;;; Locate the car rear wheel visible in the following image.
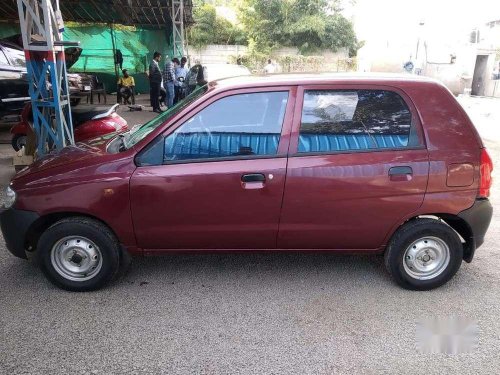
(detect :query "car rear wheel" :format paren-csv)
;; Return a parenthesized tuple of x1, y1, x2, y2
(384, 218, 463, 290)
(11, 134, 27, 152)
(38, 217, 120, 291)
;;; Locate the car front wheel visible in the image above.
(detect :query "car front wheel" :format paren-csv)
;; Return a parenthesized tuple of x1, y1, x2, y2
(38, 217, 120, 291)
(384, 218, 463, 290)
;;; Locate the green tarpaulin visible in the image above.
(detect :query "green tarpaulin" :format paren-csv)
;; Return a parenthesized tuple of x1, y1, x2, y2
(0, 23, 180, 94)
(63, 24, 175, 74)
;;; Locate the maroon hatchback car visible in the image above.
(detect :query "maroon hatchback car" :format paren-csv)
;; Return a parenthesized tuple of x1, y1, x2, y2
(0, 74, 493, 291)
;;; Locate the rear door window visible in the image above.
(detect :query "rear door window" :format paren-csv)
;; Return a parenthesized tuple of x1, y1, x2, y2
(298, 89, 418, 153)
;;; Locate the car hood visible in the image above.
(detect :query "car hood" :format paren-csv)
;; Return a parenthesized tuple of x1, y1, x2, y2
(14, 144, 102, 179)
(13, 134, 117, 181)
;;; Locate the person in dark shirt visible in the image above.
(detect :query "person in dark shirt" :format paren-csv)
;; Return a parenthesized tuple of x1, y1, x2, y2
(149, 51, 163, 113)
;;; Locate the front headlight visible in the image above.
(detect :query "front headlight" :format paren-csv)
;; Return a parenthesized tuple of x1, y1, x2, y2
(4, 186, 16, 209)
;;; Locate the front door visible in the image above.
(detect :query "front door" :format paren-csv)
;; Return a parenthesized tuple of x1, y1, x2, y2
(278, 86, 429, 250)
(130, 88, 294, 250)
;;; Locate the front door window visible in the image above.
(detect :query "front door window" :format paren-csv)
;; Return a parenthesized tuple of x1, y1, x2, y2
(164, 91, 289, 162)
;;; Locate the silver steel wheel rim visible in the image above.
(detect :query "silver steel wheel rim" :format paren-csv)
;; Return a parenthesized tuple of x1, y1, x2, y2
(403, 236, 450, 280)
(50, 236, 103, 282)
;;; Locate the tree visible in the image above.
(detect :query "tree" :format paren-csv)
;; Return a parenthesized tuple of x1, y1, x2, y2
(240, 0, 359, 55)
(188, 1, 247, 48)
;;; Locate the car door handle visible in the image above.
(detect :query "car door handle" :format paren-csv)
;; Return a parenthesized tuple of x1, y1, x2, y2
(389, 166, 413, 181)
(241, 173, 266, 183)
(241, 173, 266, 189)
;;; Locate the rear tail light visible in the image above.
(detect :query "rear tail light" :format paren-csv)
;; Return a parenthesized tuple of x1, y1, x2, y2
(479, 148, 493, 198)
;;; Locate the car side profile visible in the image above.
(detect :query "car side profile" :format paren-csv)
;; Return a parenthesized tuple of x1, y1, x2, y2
(0, 74, 493, 291)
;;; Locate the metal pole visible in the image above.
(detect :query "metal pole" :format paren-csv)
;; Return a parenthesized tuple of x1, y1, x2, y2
(171, 0, 185, 58)
(16, 0, 76, 157)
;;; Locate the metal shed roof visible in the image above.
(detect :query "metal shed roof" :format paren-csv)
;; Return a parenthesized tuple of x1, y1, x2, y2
(0, 0, 194, 28)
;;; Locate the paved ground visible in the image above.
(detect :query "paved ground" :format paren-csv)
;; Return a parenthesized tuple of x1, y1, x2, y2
(0, 97, 499, 374)
(114, 95, 157, 128)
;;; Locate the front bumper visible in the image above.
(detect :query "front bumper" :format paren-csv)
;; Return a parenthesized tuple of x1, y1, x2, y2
(458, 198, 493, 262)
(0, 208, 39, 259)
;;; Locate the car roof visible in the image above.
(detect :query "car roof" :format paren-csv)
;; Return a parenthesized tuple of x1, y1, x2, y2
(210, 72, 441, 90)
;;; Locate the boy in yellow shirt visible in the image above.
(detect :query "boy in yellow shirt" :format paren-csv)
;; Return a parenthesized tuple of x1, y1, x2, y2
(117, 69, 135, 104)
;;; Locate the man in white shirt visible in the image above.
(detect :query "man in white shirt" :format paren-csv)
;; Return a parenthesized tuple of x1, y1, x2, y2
(264, 59, 275, 74)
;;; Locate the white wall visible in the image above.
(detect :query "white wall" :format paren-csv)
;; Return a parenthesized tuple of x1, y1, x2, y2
(357, 37, 499, 96)
(188, 45, 349, 65)
(188, 45, 248, 64)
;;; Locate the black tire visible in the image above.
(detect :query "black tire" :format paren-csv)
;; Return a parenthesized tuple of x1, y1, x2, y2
(384, 218, 463, 290)
(11, 134, 27, 152)
(38, 217, 120, 292)
(70, 97, 82, 106)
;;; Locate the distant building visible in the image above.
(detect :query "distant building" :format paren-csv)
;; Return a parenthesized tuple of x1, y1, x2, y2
(358, 19, 500, 97)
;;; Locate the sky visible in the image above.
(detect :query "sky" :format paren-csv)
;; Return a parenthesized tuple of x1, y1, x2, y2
(216, 0, 500, 47)
(214, 0, 500, 61)
(347, 0, 500, 45)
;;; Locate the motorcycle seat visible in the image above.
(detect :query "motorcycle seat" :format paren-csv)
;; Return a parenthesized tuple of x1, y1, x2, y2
(71, 106, 114, 127)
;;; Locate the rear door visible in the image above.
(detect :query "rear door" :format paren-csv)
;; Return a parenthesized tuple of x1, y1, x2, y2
(278, 85, 429, 250)
(130, 87, 295, 250)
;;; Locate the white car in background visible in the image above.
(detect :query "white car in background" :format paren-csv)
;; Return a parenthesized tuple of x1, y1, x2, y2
(203, 63, 251, 81)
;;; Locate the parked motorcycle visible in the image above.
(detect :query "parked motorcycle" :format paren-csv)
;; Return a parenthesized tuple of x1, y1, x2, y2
(11, 103, 128, 151)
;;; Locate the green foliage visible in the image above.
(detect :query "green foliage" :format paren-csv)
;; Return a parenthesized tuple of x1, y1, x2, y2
(276, 55, 325, 72)
(229, 53, 357, 73)
(240, 0, 359, 55)
(188, 1, 247, 48)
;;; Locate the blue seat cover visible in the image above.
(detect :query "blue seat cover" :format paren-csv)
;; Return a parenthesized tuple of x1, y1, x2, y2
(165, 132, 280, 160)
(298, 134, 408, 152)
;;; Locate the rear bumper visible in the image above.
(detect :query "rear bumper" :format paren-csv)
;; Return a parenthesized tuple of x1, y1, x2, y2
(0, 208, 39, 259)
(458, 198, 493, 262)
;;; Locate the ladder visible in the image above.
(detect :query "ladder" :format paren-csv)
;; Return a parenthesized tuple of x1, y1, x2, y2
(16, 0, 77, 156)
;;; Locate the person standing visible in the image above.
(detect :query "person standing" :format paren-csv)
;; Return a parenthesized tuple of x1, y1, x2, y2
(149, 51, 163, 113)
(163, 57, 175, 108)
(174, 57, 188, 104)
(186, 60, 207, 95)
(264, 59, 275, 74)
(493, 61, 500, 80)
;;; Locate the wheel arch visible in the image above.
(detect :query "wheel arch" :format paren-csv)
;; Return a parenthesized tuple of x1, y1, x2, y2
(387, 214, 474, 262)
(24, 211, 119, 253)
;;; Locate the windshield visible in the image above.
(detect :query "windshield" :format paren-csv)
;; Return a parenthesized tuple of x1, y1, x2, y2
(3, 46, 26, 67)
(124, 85, 208, 149)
